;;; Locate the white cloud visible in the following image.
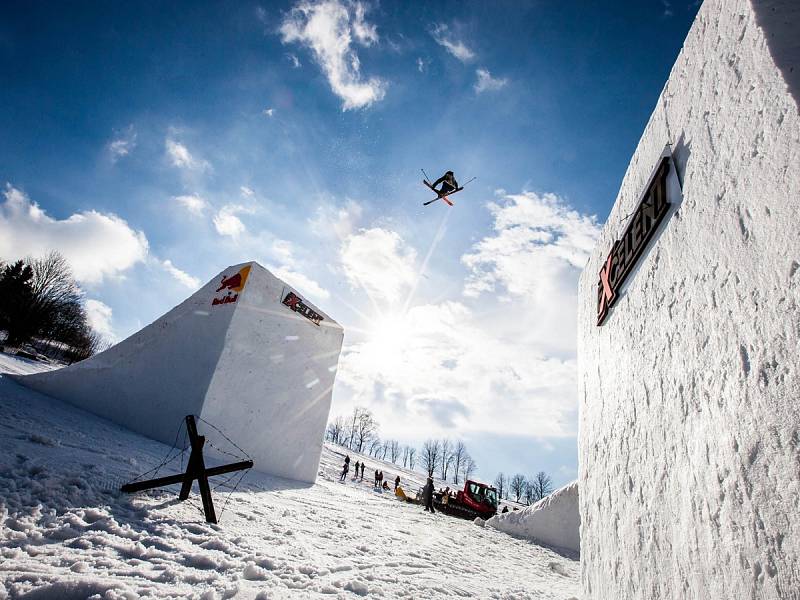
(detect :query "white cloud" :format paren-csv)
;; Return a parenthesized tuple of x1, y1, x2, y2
(286, 53, 302, 68)
(280, 0, 386, 110)
(173, 194, 208, 216)
(213, 204, 253, 238)
(310, 199, 363, 240)
(0, 184, 149, 285)
(263, 108, 275, 117)
(160, 259, 201, 289)
(474, 68, 508, 93)
(462, 191, 600, 300)
(334, 191, 601, 440)
(416, 57, 426, 73)
(339, 227, 417, 305)
(337, 299, 580, 439)
(270, 265, 330, 301)
(165, 138, 210, 171)
(271, 239, 295, 265)
(431, 24, 475, 62)
(85, 299, 117, 342)
(240, 186, 255, 198)
(108, 125, 137, 163)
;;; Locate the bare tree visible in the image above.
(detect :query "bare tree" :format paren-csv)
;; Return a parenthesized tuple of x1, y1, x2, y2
(510, 473, 527, 502)
(464, 456, 477, 481)
(524, 479, 536, 506)
(494, 473, 508, 501)
(408, 447, 416, 470)
(326, 416, 346, 445)
(451, 440, 468, 484)
(350, 407, 378, 453)
(420, 439, 442, 477)
(368, 436, 382, 457)
(380, 440, 390, 460)
(345, 410, 359, 449)
(389, 440, 401, 463)
(528, 471, 554, 503)
(401, 445, 410, 468)
(439, 438, 454, 480)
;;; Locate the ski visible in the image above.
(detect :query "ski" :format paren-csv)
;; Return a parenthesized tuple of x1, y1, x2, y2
(422, 180, 463, 206)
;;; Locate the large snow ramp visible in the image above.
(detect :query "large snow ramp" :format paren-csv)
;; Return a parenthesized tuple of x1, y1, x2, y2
(13, 262, 344, 484)
(577, 0, 800, 598)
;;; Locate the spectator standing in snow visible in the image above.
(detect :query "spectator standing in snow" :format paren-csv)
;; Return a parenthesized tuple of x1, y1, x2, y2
(345, 455, 350, 467)
(339, 460, 349, 482)
(378, 471, 384, 488)
(354, 460, 360, 478)
(394, 475, 400, 491)
(360, 463, 365, 480)
(374, 469, 380, 488)
(422, 477, 436, 513)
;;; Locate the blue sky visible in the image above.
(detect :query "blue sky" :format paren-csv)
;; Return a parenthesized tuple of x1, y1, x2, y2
(0, 0, 699, 487)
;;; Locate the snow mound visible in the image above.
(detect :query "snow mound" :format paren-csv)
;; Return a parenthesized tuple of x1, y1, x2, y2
(487, 481, 579, 554)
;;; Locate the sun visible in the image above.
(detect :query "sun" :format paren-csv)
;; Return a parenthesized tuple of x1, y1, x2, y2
(365, 313, 413, 364)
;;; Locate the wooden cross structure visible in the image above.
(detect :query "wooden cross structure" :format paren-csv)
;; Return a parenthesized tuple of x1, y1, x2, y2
(121, 415, 253, 524)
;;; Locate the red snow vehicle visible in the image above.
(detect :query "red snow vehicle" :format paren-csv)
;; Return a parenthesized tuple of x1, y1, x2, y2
(434, 480, 499, 520)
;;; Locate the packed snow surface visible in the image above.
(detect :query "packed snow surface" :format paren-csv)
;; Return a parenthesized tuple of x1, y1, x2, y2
(487, 482, 579, 554)
(577, 0, 800, 597)
(0, 355, 578, 599)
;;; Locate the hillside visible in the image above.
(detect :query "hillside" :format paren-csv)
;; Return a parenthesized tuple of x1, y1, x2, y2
(0, 354, 579, 599)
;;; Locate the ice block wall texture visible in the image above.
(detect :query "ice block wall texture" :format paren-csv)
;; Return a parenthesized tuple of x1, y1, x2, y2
(487, 481, 580, 554)
(15, 262, 344, 484)
(577, 1, 800, 598)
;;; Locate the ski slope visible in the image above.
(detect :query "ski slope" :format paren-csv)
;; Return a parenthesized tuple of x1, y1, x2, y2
(0, 354, 579, 599)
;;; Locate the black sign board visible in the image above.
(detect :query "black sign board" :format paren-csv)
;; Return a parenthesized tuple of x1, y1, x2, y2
(282, 290, 324, 326)
(597, 156, 671, 325)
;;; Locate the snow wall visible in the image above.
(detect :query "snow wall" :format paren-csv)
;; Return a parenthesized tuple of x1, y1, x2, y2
(487, 481, 580, 554)
(14, 262, 344, 484)
(577, 1, 800, 598)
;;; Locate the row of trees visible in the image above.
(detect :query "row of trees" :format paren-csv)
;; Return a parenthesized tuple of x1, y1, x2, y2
(0, 252, 105, 362)
(493, 471, 554, 505)
(325, 407, 478, 485)
(327, 408, 558, 503)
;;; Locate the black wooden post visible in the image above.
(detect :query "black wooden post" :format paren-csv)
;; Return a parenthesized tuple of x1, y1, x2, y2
(121, 414, 253, 524)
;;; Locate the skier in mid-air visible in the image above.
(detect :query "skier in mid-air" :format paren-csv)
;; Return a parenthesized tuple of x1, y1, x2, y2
(429, 170, 459, 197)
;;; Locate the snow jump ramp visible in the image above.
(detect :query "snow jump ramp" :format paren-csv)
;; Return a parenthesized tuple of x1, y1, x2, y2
(13, 261, 344, 484)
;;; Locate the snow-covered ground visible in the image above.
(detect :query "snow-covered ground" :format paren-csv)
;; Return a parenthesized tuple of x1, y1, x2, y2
(0, 354, 579, 599)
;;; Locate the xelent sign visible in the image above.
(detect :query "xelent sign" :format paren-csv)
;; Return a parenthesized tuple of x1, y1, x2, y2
(282, 290, 324, 326)
(597, 156, 672, 325)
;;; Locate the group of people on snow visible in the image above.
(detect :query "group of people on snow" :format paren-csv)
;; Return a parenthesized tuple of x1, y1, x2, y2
(339, 454, 472, 517)
(338, 456, 403, 493)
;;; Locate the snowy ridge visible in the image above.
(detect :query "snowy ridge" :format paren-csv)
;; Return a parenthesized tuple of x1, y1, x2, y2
(0, 355, 579, 599)
(487, 481, 579, 555)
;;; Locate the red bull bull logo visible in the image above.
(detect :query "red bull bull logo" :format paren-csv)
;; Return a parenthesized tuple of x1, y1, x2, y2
(212, 265, 251, 307)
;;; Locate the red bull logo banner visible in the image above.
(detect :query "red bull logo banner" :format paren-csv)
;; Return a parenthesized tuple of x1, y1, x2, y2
(281, 290, 324, 326)
(212, 265, 251, 307)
